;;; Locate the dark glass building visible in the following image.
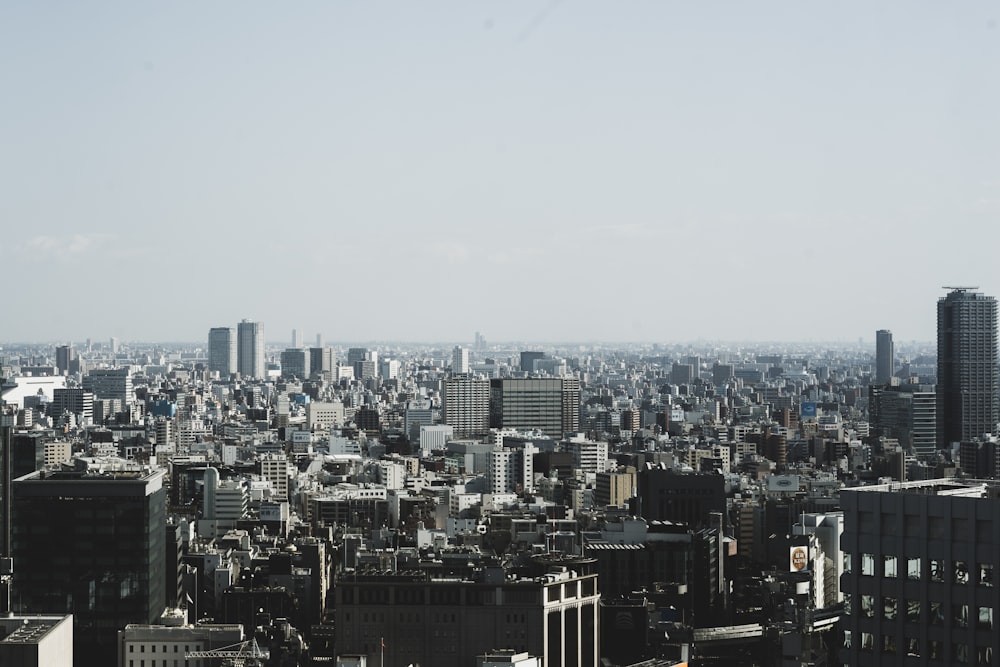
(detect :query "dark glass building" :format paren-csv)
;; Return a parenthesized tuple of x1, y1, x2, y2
(11, 467, 166, 666)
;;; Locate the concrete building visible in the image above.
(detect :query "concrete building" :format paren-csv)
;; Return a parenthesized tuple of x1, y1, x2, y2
(870, 383, 937, 458)
(840, 478, 1000, 666)
(937, 288, 998, 445)
(489, 379, 581, 437)
(444, 377, 491, 438)
(334, 566, 599, 667)
(0, 614, 73, 667)
(49, 388, 94, 425)
(260, 452, 289, 501)
(236, 319, 265, 379)
(280, 348, 310, 380)
(83, 368, 133, 405)
(453, 346, 470, 374)
(207, 327, 236, 377)
(117, 616, 243, 667)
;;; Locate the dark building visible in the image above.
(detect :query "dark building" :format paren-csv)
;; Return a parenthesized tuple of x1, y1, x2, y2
(870, 383, 937, 458)
(519, 351, 545, 373)
(489, 378, 581, 437)
(11, 467, 166, 666)
(876, 329, 895, 385)
(334, 567, 599, 667)
(840, 478, 1000, 666)
(637, 468, 726, 529)
(937, 288, 998, 446)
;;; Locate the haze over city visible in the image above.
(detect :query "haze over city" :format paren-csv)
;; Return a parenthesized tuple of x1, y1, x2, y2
(4, 2, 999, 342)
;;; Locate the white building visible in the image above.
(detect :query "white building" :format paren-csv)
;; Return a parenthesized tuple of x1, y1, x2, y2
(452, 346, 470, 374)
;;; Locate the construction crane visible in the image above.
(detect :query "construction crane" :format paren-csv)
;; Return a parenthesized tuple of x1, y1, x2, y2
(185, 638, 269, 667)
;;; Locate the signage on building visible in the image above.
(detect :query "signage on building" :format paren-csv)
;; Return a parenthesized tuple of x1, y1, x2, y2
(800, 402, 817, 418)
(790, 546, 809, 572)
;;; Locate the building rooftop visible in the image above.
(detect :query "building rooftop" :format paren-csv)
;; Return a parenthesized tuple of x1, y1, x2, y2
(844, 477, 999, 498)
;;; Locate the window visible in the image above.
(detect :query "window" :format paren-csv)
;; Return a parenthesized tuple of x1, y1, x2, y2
(883, 597, 897, 621)
(906, 599, 920, 623)
(930, 559, 945, 582)
(843, 593, 852, 615)
(954, 642, 970, 664)
(954, 604, 969, 627)
(861, 632, 874, 652)
(978, 606, 993, 630)
(928, 640, 942, 660)
(883, 555, 897, 578)
(955, 560, 969, 584)
(843, 552, 852, 573)
(883, 634, 896, 654)
(843, 630, 852, 649)
(861, 553, 875, 576)
(930, 601, 944, 625)
(907, 557, 921, 580)
(861, 595, 874, 618)
(977, 646, 993, 665)
(979, 563, 993, 587)
(907, 638, 920, 657)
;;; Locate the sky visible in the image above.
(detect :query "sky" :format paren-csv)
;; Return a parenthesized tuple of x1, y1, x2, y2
(2, 1, 1000, 345)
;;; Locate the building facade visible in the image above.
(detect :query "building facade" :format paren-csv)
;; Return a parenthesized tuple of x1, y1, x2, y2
(489, 379, 581, 437)
(876, 329, 895, 385)
(237, 320, 265, 379)
(444, 377, 491, 438)
(840, 479, 1000, 666)
(937, 289, 998, 445)
(207, 327, 236, 377)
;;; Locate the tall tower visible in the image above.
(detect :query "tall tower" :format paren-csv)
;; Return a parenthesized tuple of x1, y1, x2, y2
(452, 345, 469, 374)
(875, 329, 894, 385)
(237, 319, 265, 379)
(208, 327, 237, 376)
(937, 288, 998, 446)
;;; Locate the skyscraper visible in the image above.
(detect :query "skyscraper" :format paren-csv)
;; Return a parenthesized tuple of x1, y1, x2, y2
(875, 329, 894, 385)
(452, 345, 469, 374)
(489, 378, 581, 436)
(11, 466, 166, 665)
(208, 327, 237, 377)
(937, 288, 998, 446)
(237, 319, 265, 379)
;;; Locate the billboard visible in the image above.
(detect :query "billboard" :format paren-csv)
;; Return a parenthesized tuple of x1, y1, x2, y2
(800, 401, 817, 418)
(790, 545, 809, 572)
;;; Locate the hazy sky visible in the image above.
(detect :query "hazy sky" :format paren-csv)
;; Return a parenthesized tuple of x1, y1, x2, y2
(3, 2, 999, 344)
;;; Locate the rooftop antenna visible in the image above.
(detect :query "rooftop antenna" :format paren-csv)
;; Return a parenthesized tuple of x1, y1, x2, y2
(943, 286, 979, 291)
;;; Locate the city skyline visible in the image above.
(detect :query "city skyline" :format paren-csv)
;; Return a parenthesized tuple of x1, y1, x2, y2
(3, 2, 1000, 343)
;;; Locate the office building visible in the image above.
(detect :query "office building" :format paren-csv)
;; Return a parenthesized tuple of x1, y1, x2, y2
(83, 368, 133, 405)
(869, 383, 937, 458)
(55, 345, 77, 376)
(291, 328, 303, 349)
(117, 620, 243, 667)
(875, 329, 895, 385)
(840, 478, 1000, 666)
(11, 466, 167, 666)
(452, 346, 470, 374)
(519, 351, 545, 373)
(208, 327, 237, 377)
(50, 388, 94, 425)
(937, 288, 998, 445)
(310, 347, 335, 378)
(489, 378, 581, 437)
(237, 319, 265, 379)
(280, 348, 310, 380)
(334, 567, 599, 667)
(444, 377, 491, 438)
(0, 427, 10, 558)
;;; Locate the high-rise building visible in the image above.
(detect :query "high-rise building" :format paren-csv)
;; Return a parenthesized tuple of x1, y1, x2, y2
(310, 347, 334, 378)
(291, 328, 303, 349)
(208, 327, 237, 376)
(519, 351, 545, 373)
(55, 345, 76, 375)
(443, 377, 491, 438)
(280, 348, 311, 379)
(237, 319, 265, 379)
(489, 378, 581, 436)
(11, 466, 167, 665)
(875, 329, 895, 385)
(82, 368, 133, 405)
(840, 478, 1000, 666)
(937, 288, 998, 446)
(870, 383, 937, 458)
(452, 346, 470, 374)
